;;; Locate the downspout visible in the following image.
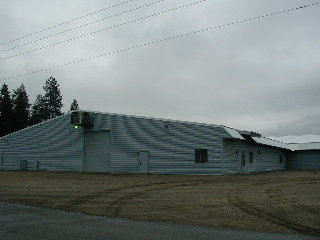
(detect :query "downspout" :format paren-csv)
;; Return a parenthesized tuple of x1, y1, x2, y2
(221, 139, 224, 175)
(83, 128, 86, 172)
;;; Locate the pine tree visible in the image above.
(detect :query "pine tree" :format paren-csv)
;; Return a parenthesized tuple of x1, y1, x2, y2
(43, 76, 63, 120)
(12, 84, 30, 131)
(0, 84, 14, 137)
(70, 99, 79, 111)
(29, 94, 46, 125)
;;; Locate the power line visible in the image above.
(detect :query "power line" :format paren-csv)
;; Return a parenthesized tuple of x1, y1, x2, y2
(1, 0, 207, 61)
(1, 0, 166, 53)
(0, 0, 135, 46)
(1, 2, 318, 82)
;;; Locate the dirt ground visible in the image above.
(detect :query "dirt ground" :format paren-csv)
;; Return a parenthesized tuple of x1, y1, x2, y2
(0, 170, 319, 236)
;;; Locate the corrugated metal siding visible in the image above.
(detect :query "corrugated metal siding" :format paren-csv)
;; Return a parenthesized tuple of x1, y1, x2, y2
(88, 112, 230, 174)
(288, 151, 320, 170)
(0, 114, 84, 171)
(223, 139, 288, 174)
(2, 111, 305, 175)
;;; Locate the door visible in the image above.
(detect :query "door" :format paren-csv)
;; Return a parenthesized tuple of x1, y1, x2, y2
(241, 151, 246, 173)
(236, 151, 241, 173)
(85, 131, 110, 172)
(139, 151, 149, 173)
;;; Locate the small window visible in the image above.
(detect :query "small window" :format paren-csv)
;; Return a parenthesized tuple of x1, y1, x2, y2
(279, 155, 283, 164)
(249, 152, 254, 164)
(195, 149, 208, 164)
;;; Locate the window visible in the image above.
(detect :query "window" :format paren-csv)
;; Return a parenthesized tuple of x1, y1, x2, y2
(279, 155, 283, 164)
(195, 149, 208, 164)
(249, 152, 254, 164)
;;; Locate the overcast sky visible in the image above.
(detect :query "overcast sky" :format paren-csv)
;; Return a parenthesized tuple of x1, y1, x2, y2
(0, 0, 319, 136)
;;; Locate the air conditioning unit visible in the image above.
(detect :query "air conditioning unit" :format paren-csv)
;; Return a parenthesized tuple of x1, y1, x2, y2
(16, 160, 27, 170)
(71, 111, 92, 126)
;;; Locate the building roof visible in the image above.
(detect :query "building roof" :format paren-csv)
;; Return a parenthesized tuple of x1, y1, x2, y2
(250, 137, 320, 151)
(0, 114, 68, 141)
(223, 127, 246, 140)
(268, 135, 320, 144)
(251, 136, 292, 150)
(288, 142, 320, 151)
(1, 110, 320, 152)
(0, 111, 240, 141)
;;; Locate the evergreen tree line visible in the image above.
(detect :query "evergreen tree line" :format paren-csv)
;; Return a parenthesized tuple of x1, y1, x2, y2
(0, 76, 79, 137)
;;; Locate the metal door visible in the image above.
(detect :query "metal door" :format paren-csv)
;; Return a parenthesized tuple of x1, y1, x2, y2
(241, 151, 246, 173)
(237, 151, 242, 173)
(85, 131, 110, 172)
(139, 151, 149, 173)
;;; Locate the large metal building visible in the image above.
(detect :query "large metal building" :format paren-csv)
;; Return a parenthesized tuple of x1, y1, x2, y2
(0, 111, 319, 174)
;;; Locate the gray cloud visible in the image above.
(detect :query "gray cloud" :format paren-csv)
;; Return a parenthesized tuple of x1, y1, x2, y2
(1, 0, 319, 136)
(260, 109, 320, 136)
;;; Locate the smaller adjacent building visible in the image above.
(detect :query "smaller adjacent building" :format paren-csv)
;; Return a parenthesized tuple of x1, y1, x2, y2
(288, 142, 320, 170)
(0, 111, 319, 174)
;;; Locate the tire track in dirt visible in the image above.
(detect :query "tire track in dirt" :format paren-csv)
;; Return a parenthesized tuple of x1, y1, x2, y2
(59, 181, 192, 209)
(59, 182, 172, 207)
(265, 182, 320, 215)
(105, 180, 215, 217)
(227, 184, 320, 236)
(60, 178, 318, 214)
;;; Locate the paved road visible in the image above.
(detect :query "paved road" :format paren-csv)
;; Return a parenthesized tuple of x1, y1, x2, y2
(0, 202, 319, 240)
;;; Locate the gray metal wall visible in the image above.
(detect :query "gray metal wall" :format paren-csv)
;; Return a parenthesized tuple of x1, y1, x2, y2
(223, 139, 288, 174)
(288, 150, 320, 170)
(0, 115, 84, 171)
(88, 112, 231, 174)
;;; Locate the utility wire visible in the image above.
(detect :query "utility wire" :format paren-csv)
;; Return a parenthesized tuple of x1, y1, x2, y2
(0, 0, 135, 46)
(1, 0, 166, 53)
(1, 2, 318, 81)
(1, 0, 207, 61)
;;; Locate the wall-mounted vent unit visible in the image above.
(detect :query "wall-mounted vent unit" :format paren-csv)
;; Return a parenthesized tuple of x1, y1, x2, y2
(16, 160, 27, 170)
(71, 111, 92, 126)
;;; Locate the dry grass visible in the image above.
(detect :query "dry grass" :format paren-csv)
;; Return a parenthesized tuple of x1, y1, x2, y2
(0, 170, 319, 236)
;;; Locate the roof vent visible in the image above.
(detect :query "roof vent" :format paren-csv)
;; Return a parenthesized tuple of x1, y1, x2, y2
(238, 130, 261, 137)
(71, 111, 92, 126)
